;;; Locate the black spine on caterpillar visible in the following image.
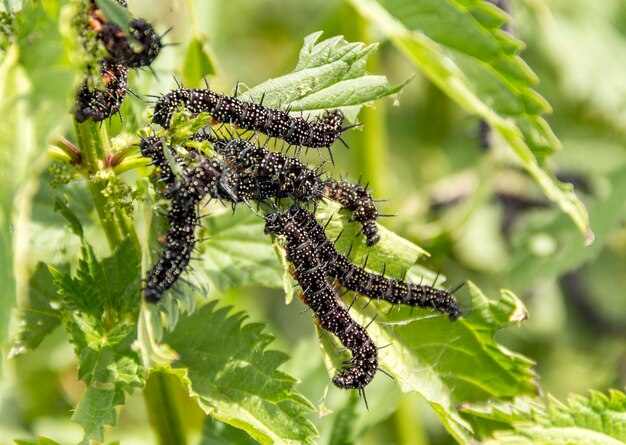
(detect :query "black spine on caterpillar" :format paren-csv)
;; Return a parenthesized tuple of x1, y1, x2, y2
(152, 88, 345, 148)
(144, 155, 229, 302)
(75, 58, 128, 123)
(264, 211, 378, 389)
(323, 181, 380, 246)
(288, 206, 462, 320)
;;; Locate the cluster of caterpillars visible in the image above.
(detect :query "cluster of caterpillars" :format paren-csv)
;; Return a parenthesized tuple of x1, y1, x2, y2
(140, 85, 463, 391)
(75, 0, 164, 122)
(264, 207, 461, 390)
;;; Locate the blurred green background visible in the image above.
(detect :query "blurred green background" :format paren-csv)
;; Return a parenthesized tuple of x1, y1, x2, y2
(2, 0, 626, 444)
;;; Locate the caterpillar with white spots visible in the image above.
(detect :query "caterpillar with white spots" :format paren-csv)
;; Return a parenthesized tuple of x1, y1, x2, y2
(287, 206, 462, 320)
(152, 87, 345, 148)
(264, 210, 378, 390)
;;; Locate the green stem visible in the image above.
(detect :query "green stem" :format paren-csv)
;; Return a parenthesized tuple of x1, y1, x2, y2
(144, 371, 188, 445)
(74, 119, 138, 250)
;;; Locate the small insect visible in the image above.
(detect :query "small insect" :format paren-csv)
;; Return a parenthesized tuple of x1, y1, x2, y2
(74, 59, 128, 123)
(288, 206, 462, 320)
(264, 211, 378, 390)
(152, 87, 346, 148)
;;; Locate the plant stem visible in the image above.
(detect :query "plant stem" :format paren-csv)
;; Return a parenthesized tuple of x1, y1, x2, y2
(144, 371, 188, 445)
(74, 119, 137, 250)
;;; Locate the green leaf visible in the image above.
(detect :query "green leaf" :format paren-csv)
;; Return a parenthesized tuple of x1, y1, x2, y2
(43, 238, 143, 442)
(68, 318, 144, 444)
(199, 417, 258, 445)
(506, 164, 626, 291)
(196, 205, 283, 293)
(0, 0, 75, 374)
(53, 196, 84, 238)
(51, 238, 141, 318)
(182, 32, 219, 88)
(8, 262, 62, 358)
(162, 301, 318, 445)
(461, 390, 626, 444)
(238, 32, 408, 122)
(316, 279, 537, 443)
(347, 0, 591, 241)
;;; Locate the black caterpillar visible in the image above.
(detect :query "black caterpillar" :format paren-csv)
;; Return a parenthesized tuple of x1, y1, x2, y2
(141, 140, 303, 301)
(288, 206, 462, 320)
(323, 181, 380, 246)
(140, 136, 177, 189)
(194, 134, 381, 244)
(75, 0, 162, 122)
(88, 0, 162, 68)
(139, 135, 382, 301)
(198, 134, 326, 202)
(139, 136, 194, 198)
(264, 210, 378, 390)
(75, 59, 128, 123)
(144, 154, 232, 302)
(97, 17, 163, 68)
(152, 87, 346, 148)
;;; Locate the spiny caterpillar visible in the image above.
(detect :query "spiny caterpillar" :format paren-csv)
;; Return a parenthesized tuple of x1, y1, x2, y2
(75, 59, 128, 123)
(99, 18, 163, 68)
(323, 181, 380, 247)
(288, 206, 462, 320)
(143, 154, 231, 302)
(75, 0, 163, 122)
(152, 87, 346, 148)
(264, 210, 378, 390)
(87, 0, 162, 68)
(140, 135, 387, 301)
(195, 134, 381, 244)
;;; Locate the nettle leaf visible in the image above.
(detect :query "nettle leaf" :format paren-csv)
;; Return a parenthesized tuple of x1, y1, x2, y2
(319, 282, 537, 443)
(8, 262, 62, 358)
(239, 32, 408, 122)
(196, 205, 283, 293)
(68, 319, 143, 444)
(461, 390, 626, 444)
(347, 0, 591, 242)
(46, 238, 143, 442)
(162, 301, 317, 445)
(273, 200, 537, 443)
(51, 238, 141, 317)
